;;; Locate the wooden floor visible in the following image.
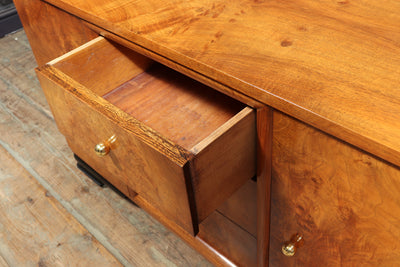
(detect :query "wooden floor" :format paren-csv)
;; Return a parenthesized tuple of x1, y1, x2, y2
(0, 30, 212, 266)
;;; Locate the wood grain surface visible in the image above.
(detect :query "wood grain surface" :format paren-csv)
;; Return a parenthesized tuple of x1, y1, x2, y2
(39, 0, 400, 167)
(86, 23, 264, 108)
(0, 255, 8, 267)
(0, 146, 121, 267)
(51, 37, 153, 97)
(0, 30, 212, 267)
(52, 36, 245, 150)
(191, 107, 256, 222)
(104, 63, 244, 150)
(37, 64, 192, 166)
(14, 0, 97, 65)
(37, 35, 257, 236)
(36, 65, 198, 234)
(270, 111, 400, 266)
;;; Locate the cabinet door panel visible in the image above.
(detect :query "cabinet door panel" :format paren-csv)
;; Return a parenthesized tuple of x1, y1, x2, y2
(270, 111, 400, 266)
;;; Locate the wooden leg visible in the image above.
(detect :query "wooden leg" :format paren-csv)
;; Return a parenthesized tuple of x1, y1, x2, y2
(256, 107, 273, 267)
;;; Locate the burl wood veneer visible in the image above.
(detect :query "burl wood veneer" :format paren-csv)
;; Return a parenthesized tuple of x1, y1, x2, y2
(270, 111, 400, 266)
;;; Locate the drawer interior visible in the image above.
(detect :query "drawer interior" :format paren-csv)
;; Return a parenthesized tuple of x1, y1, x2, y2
(50, 37, 246, 150)
(43, 36, 256, 234)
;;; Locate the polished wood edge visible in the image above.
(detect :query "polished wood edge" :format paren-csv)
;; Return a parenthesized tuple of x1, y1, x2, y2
(42, 0, 400, 170)
(195, 238, 237, 267)
(190, 107, 253, 154)
(84, 23, 264, 109)
(36, 65, 193, 166)
(256, 107, 273, 267)
(47, 36, 104, 65)
(131, 195, 238, 267)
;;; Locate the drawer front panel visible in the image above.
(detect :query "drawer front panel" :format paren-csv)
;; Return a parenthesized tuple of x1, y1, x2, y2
(270, 111, 400, 266)
(36, 67, 197, 234)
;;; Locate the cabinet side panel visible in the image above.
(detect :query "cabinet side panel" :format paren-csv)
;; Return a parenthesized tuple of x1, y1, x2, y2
(270, 111, 400, 266)
(14, 0, 97, 65)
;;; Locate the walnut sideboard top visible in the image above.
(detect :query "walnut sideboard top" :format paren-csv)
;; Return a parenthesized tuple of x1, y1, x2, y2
(36, 0, 400, 167)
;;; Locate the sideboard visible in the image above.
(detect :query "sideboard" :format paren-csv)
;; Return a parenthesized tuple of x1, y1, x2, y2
(14, 0, 400, 266)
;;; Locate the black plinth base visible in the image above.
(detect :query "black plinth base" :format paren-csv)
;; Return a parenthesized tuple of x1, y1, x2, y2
(74, 154, 108, 187)
(73, 154, 136, 205)
(0, 3, 23, 38)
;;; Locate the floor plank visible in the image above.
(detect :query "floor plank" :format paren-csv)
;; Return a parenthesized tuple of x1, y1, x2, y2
(0, 30, 212, 266)
(0, 254, 9, 267)
(0, 145, 122, 267)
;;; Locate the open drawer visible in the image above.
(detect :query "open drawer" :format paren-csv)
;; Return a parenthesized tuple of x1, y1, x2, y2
(35, 37, 256, 235)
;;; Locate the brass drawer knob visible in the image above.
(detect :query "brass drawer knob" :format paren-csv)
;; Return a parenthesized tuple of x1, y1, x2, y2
(282, 233, 304, 257)
(94, 135, 116, 157)
(94, 142, 110, 157)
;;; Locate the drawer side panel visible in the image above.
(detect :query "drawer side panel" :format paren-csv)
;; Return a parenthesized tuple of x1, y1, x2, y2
(191, 107, 256, 222)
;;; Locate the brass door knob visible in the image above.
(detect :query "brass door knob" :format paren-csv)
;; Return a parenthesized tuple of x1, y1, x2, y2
(282, 233, 304, 257)
(94, 135, 117, 157)
(94, 142, 110, 157)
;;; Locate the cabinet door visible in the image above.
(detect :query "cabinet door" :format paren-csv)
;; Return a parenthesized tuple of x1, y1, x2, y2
(270, 111, 400, 266)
